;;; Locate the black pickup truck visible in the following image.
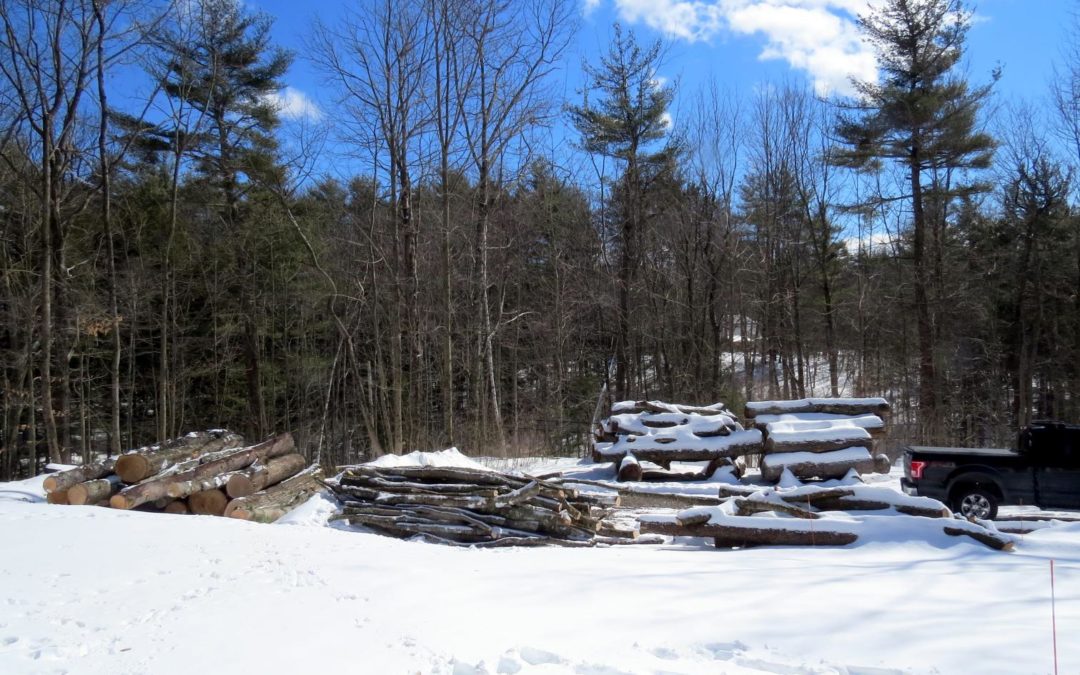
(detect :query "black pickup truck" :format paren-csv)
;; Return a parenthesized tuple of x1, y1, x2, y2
(901, 421, 1080, 519)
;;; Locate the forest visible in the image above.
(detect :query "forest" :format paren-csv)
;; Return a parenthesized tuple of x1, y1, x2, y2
(1, 0, 1079, 479)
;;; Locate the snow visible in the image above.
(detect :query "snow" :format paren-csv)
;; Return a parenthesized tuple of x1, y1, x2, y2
(364, 447, 492, 472)
(2, 462, 1080, 674)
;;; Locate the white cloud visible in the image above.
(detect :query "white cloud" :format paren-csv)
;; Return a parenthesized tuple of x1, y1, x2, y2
(583, 0, 602, 16)
(265, 87, 322, 122)
(599, 0, 881, 96)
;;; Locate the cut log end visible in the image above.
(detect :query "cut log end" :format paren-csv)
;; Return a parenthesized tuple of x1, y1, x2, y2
(163, 500, 190, 515)
(189, 489, 229, 516)
(115, 454, 152, 484)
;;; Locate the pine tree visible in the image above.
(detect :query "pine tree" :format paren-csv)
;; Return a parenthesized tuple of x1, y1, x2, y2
(568, 24, 677, 399)
(833, 0, 996, 441)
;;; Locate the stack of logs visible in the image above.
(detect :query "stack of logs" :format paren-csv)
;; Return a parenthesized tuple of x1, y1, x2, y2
(744, 398, 893, 482)
(325, 465, 628, 547)
(637, 483, 1016, 551)
(593, 400, 763, 482)
(42, 430, 322, 523)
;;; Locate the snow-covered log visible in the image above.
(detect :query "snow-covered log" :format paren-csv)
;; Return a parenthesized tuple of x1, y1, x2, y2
(760, 447, 876, 482)
(593, 428, 763, 465)
(752, 413, 886, 438)
(745, 398, 890, 419)
(638, 513, 858, 548)
(763, 423, 872, 455)
(617, 454, 642, 482)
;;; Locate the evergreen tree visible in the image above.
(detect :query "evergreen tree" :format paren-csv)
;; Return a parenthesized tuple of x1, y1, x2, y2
(568, 24, 677, 399)
(833, 0, 996, 441)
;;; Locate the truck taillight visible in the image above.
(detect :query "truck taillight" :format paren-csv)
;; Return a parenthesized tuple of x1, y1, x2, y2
(909, 460, 927, 480)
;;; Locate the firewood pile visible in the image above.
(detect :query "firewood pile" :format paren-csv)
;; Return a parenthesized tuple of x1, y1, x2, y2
(637, 483, 1016, 551)
(42, 430, 322, 523)
(592, 400, 763, 481)
(744, 398, 893, 482)
(325, 465, 631, 547)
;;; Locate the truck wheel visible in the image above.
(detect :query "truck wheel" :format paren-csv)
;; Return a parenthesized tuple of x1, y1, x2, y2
(953, 486, 998, 520)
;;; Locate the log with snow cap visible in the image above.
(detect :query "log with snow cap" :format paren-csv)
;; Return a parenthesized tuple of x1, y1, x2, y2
(744, 397, 890, 419)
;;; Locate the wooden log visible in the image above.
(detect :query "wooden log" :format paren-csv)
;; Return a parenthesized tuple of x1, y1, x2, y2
(733, 497, 820, 519)
(68, 476, 121, 506)
(188, 489, 229, 516)
(225, 452, 306, 498)
(46, 490, 70, 505)
(760, 449, 876, 482)
(616, 491, 723, 509)
(43, 458, 117, 494)
(115, 431, 244, 484)
(745, 398, 890, 419)
(163, 500, 189, 515)
(342, 465, 525, 488)
(617, 454, 642, 482)
(112, 434, 293, 508)
(943, 525, 1015, 551)
(225, 467, 322, 523)
(873, 453, 892, 474)
(494, 480, 541, 508)
(675, 510, 713, 526)
(638, 517, 858, 547)
(612, 400, 734, 417)
(764, 434, 871, 455)
(593, 430, 763, 465)
(809, 496, 949, 518)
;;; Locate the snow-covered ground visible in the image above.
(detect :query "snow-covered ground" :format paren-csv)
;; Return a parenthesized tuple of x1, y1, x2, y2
(1, 462, 1078, 675)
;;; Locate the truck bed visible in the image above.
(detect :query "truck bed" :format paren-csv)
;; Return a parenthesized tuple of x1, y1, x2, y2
(907, 445, 1017, 458)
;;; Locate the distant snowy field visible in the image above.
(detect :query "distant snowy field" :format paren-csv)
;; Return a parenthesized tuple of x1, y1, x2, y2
(1, 461, 1078, 675)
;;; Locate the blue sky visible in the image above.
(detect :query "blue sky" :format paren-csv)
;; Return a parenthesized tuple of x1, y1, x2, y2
(246, 0, 1075, 175)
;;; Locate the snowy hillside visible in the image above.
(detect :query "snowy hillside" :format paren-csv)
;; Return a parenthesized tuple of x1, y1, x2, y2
(1, 466, 1077, 675)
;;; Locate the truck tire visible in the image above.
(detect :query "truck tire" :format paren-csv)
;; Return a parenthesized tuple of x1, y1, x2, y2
(952, 486, 999, 520)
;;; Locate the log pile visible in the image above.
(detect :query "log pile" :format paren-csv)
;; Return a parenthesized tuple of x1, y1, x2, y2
(744, 398, 893, 482)
(637, 483, 1015, 551)
(593, 400, 762, 479)
(325, 465, 627, 547)
(42, 430, 320, 522)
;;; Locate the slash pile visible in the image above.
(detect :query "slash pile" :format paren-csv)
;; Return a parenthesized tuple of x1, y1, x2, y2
(325, 465, 627, 547)
(42, 430, 322, 523)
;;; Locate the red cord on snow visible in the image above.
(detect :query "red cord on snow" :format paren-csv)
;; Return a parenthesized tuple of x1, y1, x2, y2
(1051, 559, 1059, 675)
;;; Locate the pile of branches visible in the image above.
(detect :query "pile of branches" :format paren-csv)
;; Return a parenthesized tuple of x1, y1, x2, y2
(42, 430, 322, 523)
(325, 465, 629, 547)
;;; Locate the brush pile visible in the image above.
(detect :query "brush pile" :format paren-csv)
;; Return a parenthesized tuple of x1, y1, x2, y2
(42, 430, 321, 522)
(325, 465, 627, 547)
